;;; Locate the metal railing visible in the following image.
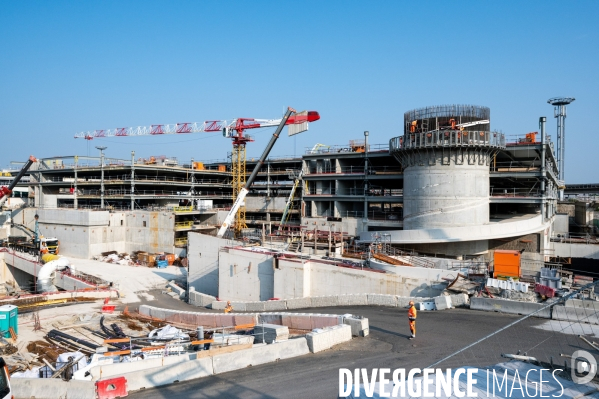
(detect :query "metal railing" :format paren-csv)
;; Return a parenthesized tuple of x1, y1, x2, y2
(304, 165, 403, 175)
(305, 143, 389, 155)
(390, 130, 505, 151)
(490, 188, 542, 197)
(306, 188, 403, 197)
(174, 221, 194, 230)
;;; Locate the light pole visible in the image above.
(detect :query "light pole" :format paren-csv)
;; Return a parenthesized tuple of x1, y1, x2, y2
(96, 146, 107, 209)
(363, 131, 369, 233)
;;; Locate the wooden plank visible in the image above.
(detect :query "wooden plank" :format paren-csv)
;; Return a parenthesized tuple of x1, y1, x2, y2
(189, 339, 214, 345)
(234, 323, 255, 330)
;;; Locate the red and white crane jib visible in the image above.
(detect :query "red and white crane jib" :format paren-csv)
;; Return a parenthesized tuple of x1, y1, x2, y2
(73, 111, 320, 141)
(74, 121, 228, 140)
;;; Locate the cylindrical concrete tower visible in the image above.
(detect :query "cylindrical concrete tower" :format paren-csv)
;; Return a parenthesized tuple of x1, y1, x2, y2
(390, 105, 505, 230)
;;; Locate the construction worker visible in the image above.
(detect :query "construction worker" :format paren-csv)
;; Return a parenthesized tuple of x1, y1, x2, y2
(224, 301, 233, 313)
(408, 301, 417, 339)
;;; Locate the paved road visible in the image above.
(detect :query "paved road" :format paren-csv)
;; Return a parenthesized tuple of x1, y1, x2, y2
(128, 305, 586, 399)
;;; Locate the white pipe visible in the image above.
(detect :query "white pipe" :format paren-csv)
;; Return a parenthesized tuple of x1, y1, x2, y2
(37, 257, 70, 292)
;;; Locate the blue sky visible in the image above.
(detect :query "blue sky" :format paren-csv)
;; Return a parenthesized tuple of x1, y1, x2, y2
(1, 1, 597, 182)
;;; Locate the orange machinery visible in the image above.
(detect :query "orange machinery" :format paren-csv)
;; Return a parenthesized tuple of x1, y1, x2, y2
(493, 250, 521, 279)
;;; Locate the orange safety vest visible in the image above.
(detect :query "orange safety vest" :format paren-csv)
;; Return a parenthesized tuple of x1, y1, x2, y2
(408, 305, 417, 320)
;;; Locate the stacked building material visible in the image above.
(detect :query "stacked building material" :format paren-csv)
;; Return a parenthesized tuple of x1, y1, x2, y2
(253, 324, 289, 344)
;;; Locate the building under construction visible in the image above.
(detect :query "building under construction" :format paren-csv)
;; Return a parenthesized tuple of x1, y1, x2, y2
(4, 103, 592, 263)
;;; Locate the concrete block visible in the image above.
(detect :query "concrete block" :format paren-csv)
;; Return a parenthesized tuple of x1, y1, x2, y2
(211, 301, 227, 310)
(367, 294, 398, 307)
(396, 297, 413, 308)
(168, 280, 185, 299)
(245, 301, 266, 312)
(310, 314, 340, 329)
(254, 324, 289, 343)
(11, 378, 97, 399)
(230, 301, 247, 312)
(259, 313, 283, 325)
(289, 314, 313, 330)
(450, 293, 470, 307)
(118, 356, 213, 392)
(285, 297, 312, 310)
(553, 306, 599, 325)
(337, 294, 368, 306)
(306, 324, 352, 353)
(233, 314, 258, 326)
(434, 296, 452, 310)
(214, 314, 236, 327)
(564, 299, 599, 310)
(263, 300, 287, 311)
(188, 291, 216, 308)
(212, 338, 309, 374)
(343, 317, 369, 337)
(311, 295, 339, 308)
(418, 301, 436, 311)
(470, 297, 551, 319)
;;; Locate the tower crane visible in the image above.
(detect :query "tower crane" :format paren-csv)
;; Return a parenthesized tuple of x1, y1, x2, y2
(74, 110, 320, 237)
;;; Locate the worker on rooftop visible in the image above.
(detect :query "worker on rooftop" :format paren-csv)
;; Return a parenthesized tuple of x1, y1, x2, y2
(408, 301, 417, 339)
(224, 301, 233, 313)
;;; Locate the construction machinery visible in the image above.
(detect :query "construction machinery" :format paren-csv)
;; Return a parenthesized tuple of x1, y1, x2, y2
(0, 155, 36, 208)
(218, 108, 304, 238)
(8, 214, 60, 255)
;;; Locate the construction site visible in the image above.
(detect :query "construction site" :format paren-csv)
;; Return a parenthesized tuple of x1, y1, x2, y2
(1, 102, 599, 398)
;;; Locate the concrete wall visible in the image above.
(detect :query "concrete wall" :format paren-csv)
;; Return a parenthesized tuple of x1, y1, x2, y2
(187, 233, 226, 297)
(553, 242, 599, 259)
(245, 197, 287, 211)
(557, 202, 575, 218)
(403, 160, 489, 230)
(219, 248, 455, 300)
(553, 213, 569, 235)
(9, 208, 176, 259)
(218, 248, 274, 301)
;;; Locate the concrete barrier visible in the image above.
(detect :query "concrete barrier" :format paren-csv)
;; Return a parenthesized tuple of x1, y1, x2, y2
(245, 301, 266, 312)
(470, 297, 551, 319)
(211, 301, 227, 310)
(212, 338, 310, 374)
(306, 324, 352, 353)
(311, 295, 339, 307)
(168, 280, 185, 299)
(263, 300, 287, 311)
(449, 293, 470, 307)
(285, 297, 312, 310)
(188, 290, 216, 307)
(343, 316, 369, 337)
(553, 305, 599, 325)
(337, 294, 369, 306)
(564, 299, 599, 310)
(11, 378, 97, 399)
(367, 294, 398, 307)
(229, 301, 247, 312)
(434, 296, 452, 310)
(114, 356, 214, 392)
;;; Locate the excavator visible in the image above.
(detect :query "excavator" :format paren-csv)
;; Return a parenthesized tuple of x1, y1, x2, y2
(0, 155, 36, 208)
